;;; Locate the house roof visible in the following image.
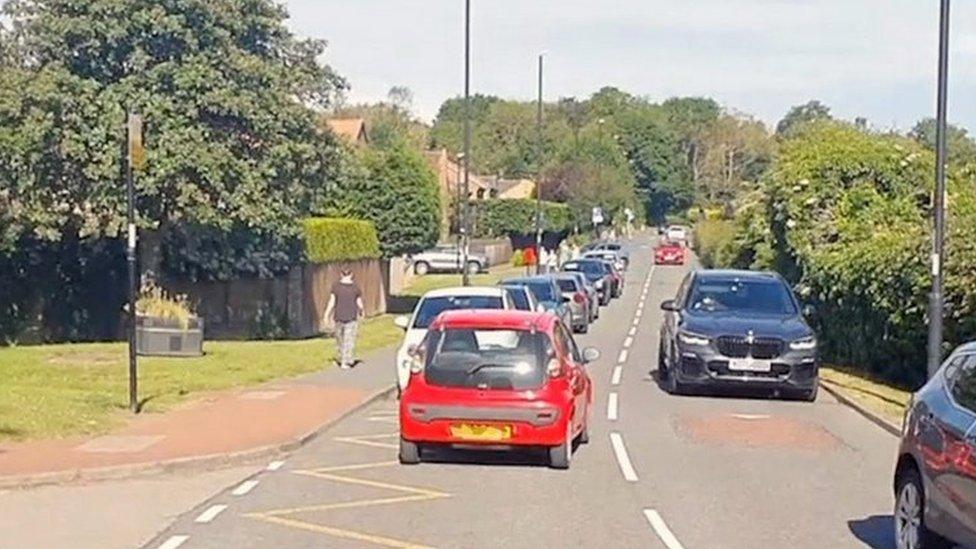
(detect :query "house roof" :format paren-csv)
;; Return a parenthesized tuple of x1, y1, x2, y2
(326, 118, 368, 144)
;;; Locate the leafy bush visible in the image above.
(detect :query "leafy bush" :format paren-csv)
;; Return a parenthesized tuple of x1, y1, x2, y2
(302, 218, 380, 264)
(137, 281, 195, 329)
(511, 249, 525, 267)
(474, 199, 573, 238)
(693, 219, 735, 268)
(721, 121, 976, 386)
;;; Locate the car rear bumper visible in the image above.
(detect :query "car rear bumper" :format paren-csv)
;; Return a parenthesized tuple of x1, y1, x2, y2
(400, 401, 569, 447)
(655, 256, 684, 265)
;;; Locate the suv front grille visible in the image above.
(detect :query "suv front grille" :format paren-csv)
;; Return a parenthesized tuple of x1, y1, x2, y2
(716, 336, 784, 359)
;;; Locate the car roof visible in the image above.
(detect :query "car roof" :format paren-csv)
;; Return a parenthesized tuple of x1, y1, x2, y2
(422, 286, 507, 298)
(695, 269, 781, 281)
(430, 309, 554, 331)
(956, 341, 976, 354)
(502, 276, 554, 284)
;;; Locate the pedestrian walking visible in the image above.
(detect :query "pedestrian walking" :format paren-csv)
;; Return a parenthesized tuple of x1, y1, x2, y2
(538, 246, 550, 274)
(323, 269, 364, 369)
(546, 246, 557, 273)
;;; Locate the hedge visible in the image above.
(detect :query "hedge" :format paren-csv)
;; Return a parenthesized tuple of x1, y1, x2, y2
(302, 218, 381, 264)
(474, 199, 574, 238)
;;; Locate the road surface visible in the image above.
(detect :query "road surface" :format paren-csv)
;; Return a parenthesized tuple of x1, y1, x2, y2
(146, 237, 900, 549)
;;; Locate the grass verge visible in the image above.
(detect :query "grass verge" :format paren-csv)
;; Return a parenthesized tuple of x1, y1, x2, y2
(821, 365, 912, 428)
(401, 264, 526, 297)
(0, 315, 402, 443)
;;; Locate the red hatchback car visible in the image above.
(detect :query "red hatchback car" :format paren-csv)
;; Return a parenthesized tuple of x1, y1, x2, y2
(655, 241, 686, 265)
(399, 309, 600, 469)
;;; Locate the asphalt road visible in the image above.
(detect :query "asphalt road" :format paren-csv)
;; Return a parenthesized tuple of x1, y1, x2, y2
(146, 236, 901, 549)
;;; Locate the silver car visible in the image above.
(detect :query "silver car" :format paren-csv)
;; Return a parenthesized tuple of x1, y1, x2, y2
(411, 245, 488, 275)
(554, 273, 591, 333)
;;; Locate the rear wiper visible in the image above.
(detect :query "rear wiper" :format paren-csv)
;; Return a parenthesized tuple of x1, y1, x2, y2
(465, 363, 508, 376)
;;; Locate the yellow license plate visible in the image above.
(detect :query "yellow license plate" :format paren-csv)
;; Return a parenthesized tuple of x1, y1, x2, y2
(449, 423, 513, 441)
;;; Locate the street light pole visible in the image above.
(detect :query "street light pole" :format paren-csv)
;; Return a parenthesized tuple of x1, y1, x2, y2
(928, 0, 951, 379)
(534, 53, 544, 275)
(461, 0, 472, 286)
(455, 153, 464, 273)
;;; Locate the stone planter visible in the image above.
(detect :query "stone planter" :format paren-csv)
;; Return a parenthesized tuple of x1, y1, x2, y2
(136, 315, 204, 357)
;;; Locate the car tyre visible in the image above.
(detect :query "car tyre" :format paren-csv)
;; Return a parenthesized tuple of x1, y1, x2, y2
(399, 437, 421, 465)
(413, 261, 430, 275)
(548, 421, 572, 469)
(894, 466, 952, 549)
(576, 321, 589, 334)
(800, 380, 819, 403)
(579, 417, 590, 445)
(466, 261, 480, 275)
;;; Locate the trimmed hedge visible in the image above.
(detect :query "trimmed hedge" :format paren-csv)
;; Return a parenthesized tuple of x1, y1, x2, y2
(302, 218, 381, 264)
(474, 199, 574, 238)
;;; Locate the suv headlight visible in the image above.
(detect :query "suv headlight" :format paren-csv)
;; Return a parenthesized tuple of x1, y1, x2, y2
(678, 331, 710, 346)
(789, 337, 817, 351)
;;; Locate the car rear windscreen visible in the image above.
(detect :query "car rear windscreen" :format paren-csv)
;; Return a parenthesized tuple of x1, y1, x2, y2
(423, 329, 547, 390)
(526, 281, 557, 302)
(688, 279, 797, 316)
(413, 296, 504, 328)
(502, 287, 531, 311)
(563, 261, 603, 275)
(555, 279, 576, 292)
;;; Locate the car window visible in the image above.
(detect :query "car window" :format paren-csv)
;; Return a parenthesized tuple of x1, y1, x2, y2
(554, 324, 581, 363)
(413, 295, 504, 328)
(526, 281, 557, 302)
(555, 279, 576, 292)
(687, 278, 797, 315)
(563, 261, 602, 275)
(950, 354, 976, 413)
(423, 329, 547, 390)
(503, 287, 531, 311)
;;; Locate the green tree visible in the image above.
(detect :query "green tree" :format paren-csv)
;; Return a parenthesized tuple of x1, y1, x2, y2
(909, 117, 976, 166)
(700, 113, 774, 203)
(660, 97, 721, 187)
(775, 100, 833, 137)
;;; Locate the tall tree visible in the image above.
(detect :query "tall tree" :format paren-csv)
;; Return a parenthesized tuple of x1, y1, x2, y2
(660, 97, 721, 187)
(776, 100, 833, 137)
(909, 118, 976, 166)
(701, 114, 774, 203)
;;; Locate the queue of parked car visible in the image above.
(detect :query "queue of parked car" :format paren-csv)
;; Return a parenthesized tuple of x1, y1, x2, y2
(392, 240, 630, 469)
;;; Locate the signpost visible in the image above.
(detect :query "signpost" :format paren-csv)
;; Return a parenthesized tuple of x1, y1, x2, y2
(125, 111, 145, 413)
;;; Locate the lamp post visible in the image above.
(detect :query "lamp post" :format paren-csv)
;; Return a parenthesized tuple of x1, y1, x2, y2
(534, 53, 544, 275)
(455, 152, 464, 274)
(461, 0, 472, 286)
(928, 0, 951, 378)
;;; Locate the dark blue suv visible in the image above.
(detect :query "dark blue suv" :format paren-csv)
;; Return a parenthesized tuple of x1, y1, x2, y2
(894, 342, 976, 549)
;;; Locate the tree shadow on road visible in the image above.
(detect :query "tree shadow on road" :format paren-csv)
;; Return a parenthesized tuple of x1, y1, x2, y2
(848, 515, 894, 548)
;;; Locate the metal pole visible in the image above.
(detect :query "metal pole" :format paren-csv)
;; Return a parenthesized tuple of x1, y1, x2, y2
(534, 54, 544, 275)
(928, 0, 951, 379)
(125, 110, 139, 412)
(461, 0, 472, 286)
(455, 154, 463, 273)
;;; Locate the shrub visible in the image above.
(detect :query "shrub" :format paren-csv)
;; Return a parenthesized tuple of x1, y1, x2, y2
(511, 249, 525, 267)
(137, 281, 195, 329)
(474, 199, 573, 238)
(693, 219, 735, 268)
(302, 218, 381, 264)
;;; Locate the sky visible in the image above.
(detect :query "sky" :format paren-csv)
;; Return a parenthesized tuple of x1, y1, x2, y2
(284, 0, 976, 132)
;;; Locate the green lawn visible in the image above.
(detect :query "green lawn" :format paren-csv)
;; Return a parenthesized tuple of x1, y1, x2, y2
(821, 365, 912, 427)
(0, 315, 402, 442)
(400, 264, 527, 297)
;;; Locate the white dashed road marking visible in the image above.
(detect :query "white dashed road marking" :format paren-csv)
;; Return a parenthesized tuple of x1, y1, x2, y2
(628, 326, 637, 336)
(624, 336, 633, 348)
(607, 393, 619, 421)
(611, 365, 622, 385)
(266, 460, 285, 471)
(232, 479, 259, 496)
(618, 349, 629, 363)
(158, 535, 189, 549)
(195, 504, 228, 524)
(644, 509, 685, 549)
(609, 432, 639, 482)
(730, 414, 771, 420)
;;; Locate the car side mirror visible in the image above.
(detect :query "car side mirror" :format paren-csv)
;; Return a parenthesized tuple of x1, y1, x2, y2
(394, 315, 410, 330)
(802, 304, 816, 318)
(581, 347, 601, 364)
(660, 299, 678, 312)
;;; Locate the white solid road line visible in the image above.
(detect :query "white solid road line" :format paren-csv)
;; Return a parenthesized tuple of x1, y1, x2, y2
(609, 432, 639, 482)
(232, 479, 259, 496)
(266, 460, 285, 471)
(607, 392, 619, 421)
(158, 535, 189, 549)
(611, 365, 622, 385)
(644, 509, 685, 549)
(623, 336, 633, 348)
(195, 504, 228, 523)
(618, 349, 629, 363)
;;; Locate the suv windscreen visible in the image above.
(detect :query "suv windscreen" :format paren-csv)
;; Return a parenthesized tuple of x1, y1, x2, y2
(413, 296, 504, 328)
(687, 278, 797, 316)
(423, 329, 547, 390)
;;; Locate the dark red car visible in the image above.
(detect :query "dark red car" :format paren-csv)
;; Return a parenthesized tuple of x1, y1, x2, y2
(655, 241, 686, 265)
(399, 309, 600, 469)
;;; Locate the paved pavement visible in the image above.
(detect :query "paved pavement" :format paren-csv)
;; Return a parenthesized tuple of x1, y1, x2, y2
(144, 237, 903, 549)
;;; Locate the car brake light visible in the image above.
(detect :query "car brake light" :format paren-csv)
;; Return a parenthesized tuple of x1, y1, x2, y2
(546, 358, 562, 378)
(574, 293, 586, 304)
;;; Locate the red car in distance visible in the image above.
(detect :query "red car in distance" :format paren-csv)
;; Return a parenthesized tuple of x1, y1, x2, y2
(655, 241, 686, 265)
(399, 309, 600, 469)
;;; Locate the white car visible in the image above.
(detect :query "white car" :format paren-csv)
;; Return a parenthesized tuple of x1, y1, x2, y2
(582, 250, 625, 273)
(393, 286, 515, 393)
(666, 226, 688, 244)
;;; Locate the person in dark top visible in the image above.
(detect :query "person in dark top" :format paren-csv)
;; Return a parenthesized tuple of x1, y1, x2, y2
(323, 269, 364, 369)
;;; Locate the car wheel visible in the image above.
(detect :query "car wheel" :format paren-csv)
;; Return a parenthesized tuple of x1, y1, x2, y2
(548, 421, 572, 469)
(800, 380, 819, 403)
(577, 321, 589, 334)
(399, 437, 421, 465)
(579, 415, 590, 445)
(666, 354, 686, 395)
(657, 342, 668, 378)
(413, 261, 430, 275)
(466, 261, 480, 275)
(895, 466, 951, 549)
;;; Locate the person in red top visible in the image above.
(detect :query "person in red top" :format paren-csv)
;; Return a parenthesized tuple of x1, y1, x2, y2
(323, 269, 364, 369)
